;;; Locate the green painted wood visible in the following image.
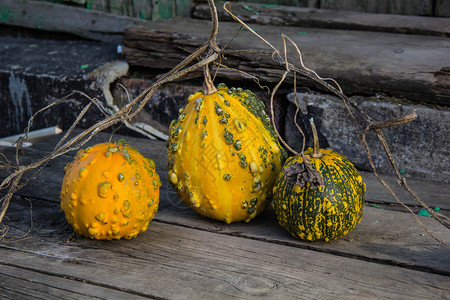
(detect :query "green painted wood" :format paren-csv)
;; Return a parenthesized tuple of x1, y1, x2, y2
(0, 0, 145, 42)
(175, 0, 192, 17)
(153, 0, 174, 19)
(132, 0, 153, 19)
(225, 0, 319, 6)
(33, 0, 446, 17)
(85, 0, 191, 20)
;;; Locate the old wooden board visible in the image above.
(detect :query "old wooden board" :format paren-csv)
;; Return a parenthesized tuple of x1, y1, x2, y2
(86, 0, 192, 20)
(223, 0, 442, 17)
(154, 206, 450, 275)
(2, 176, 449, 275)
(0, 264, 149, 300)
(2, 130, 449, 210)
(122, 18, 450, 105)
(318, 0, 434, 16)
(0, 0, 146, 42)
(193, 2, 450, 37)
(0, 131, 450, 299)
(1, 196, 450, 299)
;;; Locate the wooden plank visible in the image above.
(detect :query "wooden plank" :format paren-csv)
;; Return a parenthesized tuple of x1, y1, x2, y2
(85, 0, 191, 20)
(175, 0, 192, 17)
(87, 0, 152, 19)
(131, 0, 153, 19)
(122, 18, 450, 105)
(0, 0, 146, 42)
(224, 0, 318, 6)
(193, 2, 450, 37)
(0, 264, 149, 300)
(1, 216, 449, 299)
(8, 182, 449, 277)
(362, 172, 450, 210)
(319, 0, 434, 16)
(154, 206, 450, 275)
(435, 0, 450, 17)
(1, 131, 449, 275)
(2, 131, 449, 210)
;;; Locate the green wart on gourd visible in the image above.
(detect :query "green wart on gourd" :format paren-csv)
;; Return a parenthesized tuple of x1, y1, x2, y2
(272, 119, 365, 242)
(166, 83, 286, 223)
(60, 140, 161, 240)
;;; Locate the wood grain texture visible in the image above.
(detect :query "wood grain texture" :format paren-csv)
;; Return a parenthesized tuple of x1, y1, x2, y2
(2, 131, 449, 210)
(1, 131, 449, 277)
(319, 0, 434, 16)
(201, 0, 444, 16)
(0, 0, 145, 42)
(435, 0, 450, 17)
(122, 18, 450, 105)
(154, 206, 450, 275)
(193, 2, 450, 37)
(1, 213, 449, 299)
(0, 264, 149, 300)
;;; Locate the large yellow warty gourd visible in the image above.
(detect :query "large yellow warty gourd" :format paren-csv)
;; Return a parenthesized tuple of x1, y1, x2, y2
(167, 84, 287, 223)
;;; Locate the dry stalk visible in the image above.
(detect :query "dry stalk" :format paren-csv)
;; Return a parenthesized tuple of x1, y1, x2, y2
(0, 197, 33, 242)
(0, 0, 222, 229)
(0, 1, 447, 248)
(223, 2, 449, 247)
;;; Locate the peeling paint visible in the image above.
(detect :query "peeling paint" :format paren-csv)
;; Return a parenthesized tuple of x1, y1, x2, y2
(0, 6, 14, 22)
(8, 73, 32, 132)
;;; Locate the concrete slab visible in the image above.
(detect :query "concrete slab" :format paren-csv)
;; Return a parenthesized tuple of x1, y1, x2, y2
(0, 36, 121, 138)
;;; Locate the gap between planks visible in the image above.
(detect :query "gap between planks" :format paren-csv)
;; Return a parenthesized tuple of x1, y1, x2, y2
(1, 131, 449, 277)
(2, 193, 450, 277)
(1, 221, 449, 300)
(0, 264, 151, 300)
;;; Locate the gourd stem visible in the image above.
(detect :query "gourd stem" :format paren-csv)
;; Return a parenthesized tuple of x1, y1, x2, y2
(203, 0, 219, 95)
(203, 64, 217, 95)
(310, 118, 322, 158)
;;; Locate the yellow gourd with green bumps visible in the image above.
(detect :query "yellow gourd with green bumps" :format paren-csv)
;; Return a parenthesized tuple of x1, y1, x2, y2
(167, 84, 286, 223)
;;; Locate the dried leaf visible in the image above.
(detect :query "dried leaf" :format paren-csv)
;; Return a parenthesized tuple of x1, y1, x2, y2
(284, 155, 323, 189)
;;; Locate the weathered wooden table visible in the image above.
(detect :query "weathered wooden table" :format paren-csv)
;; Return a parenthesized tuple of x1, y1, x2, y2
(1, 131, 449, 299)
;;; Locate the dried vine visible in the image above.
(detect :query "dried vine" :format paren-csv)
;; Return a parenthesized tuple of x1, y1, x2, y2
(0, 0, 220, 233)
(0, 0, 448, 247)
(221, 2, 449, 246)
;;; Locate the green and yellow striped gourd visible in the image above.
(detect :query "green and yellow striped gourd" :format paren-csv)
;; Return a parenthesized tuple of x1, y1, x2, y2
(273, 121, 365, 241)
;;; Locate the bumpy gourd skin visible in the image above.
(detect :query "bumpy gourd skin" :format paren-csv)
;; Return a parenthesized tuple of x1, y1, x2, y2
(273, 148, 366, 242)
(60, 140, 161, 240)
(167, 84, 287, 224)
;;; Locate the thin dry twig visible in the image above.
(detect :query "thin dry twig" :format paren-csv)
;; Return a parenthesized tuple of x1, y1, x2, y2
(223, 2, 449, 247)
(292, 73, 306, 154)
(0, 197, 33, 243)
(361, 132, 449, 247)
(0, 0, 222, 228)
(211, 61, 271, 93)
(0, 0, 447, 248)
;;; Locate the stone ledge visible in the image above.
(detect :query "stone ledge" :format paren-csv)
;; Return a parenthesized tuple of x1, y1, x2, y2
(0, 36, 121, 138)
(285, 92, 450, 183)
(1, 36, 448, 183)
